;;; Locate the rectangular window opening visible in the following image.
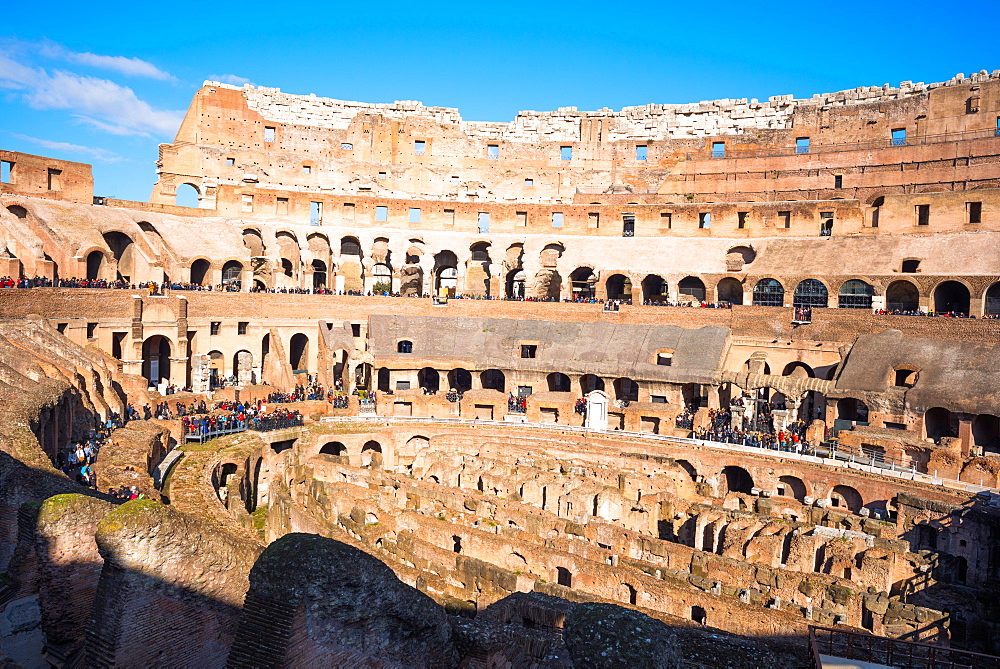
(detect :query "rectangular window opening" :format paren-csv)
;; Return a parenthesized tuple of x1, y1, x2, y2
(968, 201, 982, 224)
(241, 194, 253, 213)
(588, 212, 600, 229)
(738, 211, 748, 229)
(341, 142, 353, 150)
(210, 322, 221, 336)
(414, 140, 426, 155)
(1, 161, 13, 183)
(636, 145, 647, 161)
(47, 168, 62, 191)
(651, 395, 667, 404)
(238, 322, 248, 335)
(891, 128, 907, 146)
(444, 208, 455, 225)
(487, 144, 499, 159)
(225, 157, 235, 167)
(795, 137, 810, 154)
(778, 211, 791, 228)
(310, 201, 323, 224)
(351, 323, 361, 337)
(698, 212, 711, 229)
(343, 202, 355, 220)
(276, 197, 288, 216)
(451, 175, 460, 184)
(711, 142, 725, 158)
(520, 344, 537, 359)
(86, 322, 97, 339)
(560, 146, 573, 161)
(916, 204, 930, 226)
(302, 165, 312, 174)
(623, 214, 635, 237)
(408, 208, 421, 224)
(834, 174, 843, 189)
(264, 126, 275, 142)
(524, 178, 534, 187)
(660, 212, 672, 229)
(551, 212, 564, 228)
(375, 206, 388, 222)
(377, 171, 387, 179)
(477, 212, 490, 233)
(516, 211, 528, 227)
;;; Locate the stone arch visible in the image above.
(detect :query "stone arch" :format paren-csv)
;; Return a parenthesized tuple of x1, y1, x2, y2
(605, 273, 632, 301)
(725, 245, 756, 271)
(242, 228, 265, 256)
(983, 281, 1000, 316)
(830, 485, 863, 513)
(675, 460, 698, 481)
(481, 369, 505, 392)
(716, 277, 744, 305)
(571, 267, 598, 300)
(721, 466, 754, 494)
(5, 204, 27, 219)
(102, 231, 136, 282)
(777, 475, 807, 501)
(418, 367, 440, 393)
(447, 368, 472, 392)
(838, 279, 874, 309)
(793, 279, 829, 309)
(361, 440, 383, 468)
(320, 441, 347, 456)
(340, 236, 362, 256)
(175, 182, 200, 207)
(972, 415, 1000, 451)
(933, 280, 971, 315)
(641, 274, 667, 303)
(532, 268, 561, 300)
(233, 350, 254, 385)
(782, 362, 814, 378)
(580, 374, 604, 394)
(190, 258, 211, 285)
(752, 278, 784, 306)
(678, 276, 706, 303)
(222, 260, 243, 288)
(613, 377, 639, 402)
(506, 269, 526, 299)
(547, 372, 571, 392)
(85, 248, 107, 281)
(289, 333, 309, 371)
(885, 280, 919, 312)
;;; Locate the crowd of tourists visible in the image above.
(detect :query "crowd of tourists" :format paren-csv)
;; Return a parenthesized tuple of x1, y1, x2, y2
(508, 393, 527, 413)
(55, 410, 133, 490)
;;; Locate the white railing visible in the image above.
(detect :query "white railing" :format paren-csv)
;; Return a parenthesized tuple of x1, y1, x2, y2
(319, 415, 998, 496)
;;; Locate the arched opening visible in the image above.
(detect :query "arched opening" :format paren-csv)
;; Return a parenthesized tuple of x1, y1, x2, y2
(533, 268, 561, 300)
(222, 261, 243, 289)
(506, 269, 526, 299)
(397, 340, 413, 353)
(190, 259, 210, 285)
(777, 475, 807, 501)
(837, 398, 869, 422)
(838, 280, 874, 309)
(141, 335, 171, 384)
(233, 350, 253, 385)
(448, 368, 472, 392)
(242, 229, 265, 256)
(716, 277, 744, 305)
(782, 362, 814, 378)
(418, 367, 440, 393)
(721, 466, 754, 494)
(571, 267, 597, 300)
(103, 231, 135, 282)
(434, 250, 459, 298)
(793, 279, 828, 309)
(5, 205, 27, 219)
(753, 278, 784, 307)
(481, 369, 505, 392)
(605, 273, 632, 301)
(886, 280, 919, 312)
(973, 414, 1000, 451)
(641, 274, 667, 303)
(678, 276, 706, 303)
(371, 263, 392, 293)
(312, 259, 327, 291)
(548, 372, 571, 393)
(985, 282, 1000, 317)
(208, 350, 224, 388)
(613, 377, 639, 402)
(934, 281, 970, 315)
(377, 367, 390, 392)
(675, 460, 698, 481)
(175, 182, 199, 207)
(361, 440, 383, 468)
(320, 441, 346, 456)
(289, 333, 309, 371)
(580, 374, 604, 394)
(340, 236, 361, 257)
(86, 250, 105, 281)
(925, 407, 958, 441)
(830, 485, 863, 513)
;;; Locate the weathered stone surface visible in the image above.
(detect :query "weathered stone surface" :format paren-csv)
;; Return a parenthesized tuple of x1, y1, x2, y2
(563, 602, 677, 668)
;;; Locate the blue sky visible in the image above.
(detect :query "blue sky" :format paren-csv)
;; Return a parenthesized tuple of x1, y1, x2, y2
(2, 0, 997, 202)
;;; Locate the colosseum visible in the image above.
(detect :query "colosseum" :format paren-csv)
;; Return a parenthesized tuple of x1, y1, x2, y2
(1, 69, 1000, 667)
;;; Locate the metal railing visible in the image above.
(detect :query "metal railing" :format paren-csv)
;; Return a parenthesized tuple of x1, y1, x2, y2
(252, 416, 304, 432)
(317, 414, 998, 495)
(809, 625, 1000, 669)
(184, 420, 248, 443)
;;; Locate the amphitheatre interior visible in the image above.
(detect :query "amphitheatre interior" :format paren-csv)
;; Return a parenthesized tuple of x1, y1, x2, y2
(2, 69, 1000, 667)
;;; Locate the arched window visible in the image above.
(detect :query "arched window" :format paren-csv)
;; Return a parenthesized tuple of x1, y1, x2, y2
(340, 236, 361, 256)
(716, 277, 743, 305)
(886, 280, 919, 312)
(678, 276, 706, 302)
(934, 281, 970, 315)
(175, 183, 199, 207)
(838, 279, 873, 309)
(986, 282, 1000, 317)
(752, 278, 784, 307)
(470, 242, 490, 262)
(547, 372, 571, 392)
(793, 279, 828, 309)
(571, 268, 597, 299)
(397, 340, 413, 353)
(190, 259, 211, 285)
(222, 261, 243, 287)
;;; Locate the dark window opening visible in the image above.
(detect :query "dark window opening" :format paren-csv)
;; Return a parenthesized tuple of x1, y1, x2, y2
(556, 567, 573, 587)
(210, 322, 221, 336)
(968, 201, 982, 224)
(738, 211, 748, 229)
(916, 204, 930, 226)
(86, 322, 97, 338)
(698, 212, 711, 229)
(834, 175, 843, 189)
(521, 344, 537, 359)
(623, 215, 635, 237)
(778, 211, 791, 228)
(397, 340, 413, 353)
(901, 259, 920, 273)
(238, 321, 248, 335)
(351, 323, 361, 337)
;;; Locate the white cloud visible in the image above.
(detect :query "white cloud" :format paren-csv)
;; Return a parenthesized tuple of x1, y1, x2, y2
(11, 133, 124, 163)
(0, 54, 184, 138)
(33, 40, 175, 81)
(67, 52, 174, 81)
(208, 73, 254, 86)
